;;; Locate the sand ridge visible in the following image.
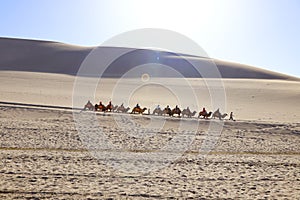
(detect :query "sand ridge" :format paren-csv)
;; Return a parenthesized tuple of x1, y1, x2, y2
(1, 37, 299, 80)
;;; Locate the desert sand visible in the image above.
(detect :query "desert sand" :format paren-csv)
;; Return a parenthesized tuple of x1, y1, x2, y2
(0, 37, 299, 199)
(0, 71, 299, 122)
(0, 70, 299, 199)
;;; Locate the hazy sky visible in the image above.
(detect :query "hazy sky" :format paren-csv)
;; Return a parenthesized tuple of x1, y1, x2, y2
(1, 0, 300, 77)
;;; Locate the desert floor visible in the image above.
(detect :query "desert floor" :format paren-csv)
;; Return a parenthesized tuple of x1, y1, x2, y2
(0, 106, 299, 199)
(0, 71, 299, 199)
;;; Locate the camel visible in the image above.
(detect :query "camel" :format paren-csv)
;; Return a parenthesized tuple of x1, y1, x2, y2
(220, 113, 228, 119)
(131, 107, 147, 114)
(198, 111, 212, 119)
(123, 107, 131, 113)
(170, 107, 181, 117)
(112, 105, 118, 112)
(162, 107, 171, 116)
(152, 107, 163, 115)
(116, 106, 130, 113)
(105, 102, 114, 112)
(212, 109, 227, 120)
(182, 109, 197, 118)
(83, 101, 94, 111)
(95, 104, 107, 112)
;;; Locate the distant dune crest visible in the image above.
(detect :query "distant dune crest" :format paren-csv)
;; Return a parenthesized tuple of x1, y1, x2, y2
(0, 37, 298, 80)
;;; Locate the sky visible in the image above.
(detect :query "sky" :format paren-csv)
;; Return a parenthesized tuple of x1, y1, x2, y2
(1, 0, 300, 77)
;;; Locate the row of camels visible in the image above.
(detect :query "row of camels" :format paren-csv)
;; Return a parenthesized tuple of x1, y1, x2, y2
(83, 101, 228, 120)
(152, 106, 227, 119)
(84, 101, 131, 113)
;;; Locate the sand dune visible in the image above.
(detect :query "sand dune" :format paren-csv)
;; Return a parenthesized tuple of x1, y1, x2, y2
(0, 37, 91, 75)
(0, 37, 298, 80)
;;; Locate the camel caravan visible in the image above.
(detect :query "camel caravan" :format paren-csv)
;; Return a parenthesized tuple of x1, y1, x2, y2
(83, 100, 235, 120)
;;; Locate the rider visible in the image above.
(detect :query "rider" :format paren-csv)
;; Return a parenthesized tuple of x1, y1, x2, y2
(166, 105, 170, 111)
(136, 103, 140, 109)
(186, 106, 190, 112)
(156, 105, 160, 110)
(202, 107, 207, 115)
(85, 100, 92, 109)
(99, 101, 104, 109)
